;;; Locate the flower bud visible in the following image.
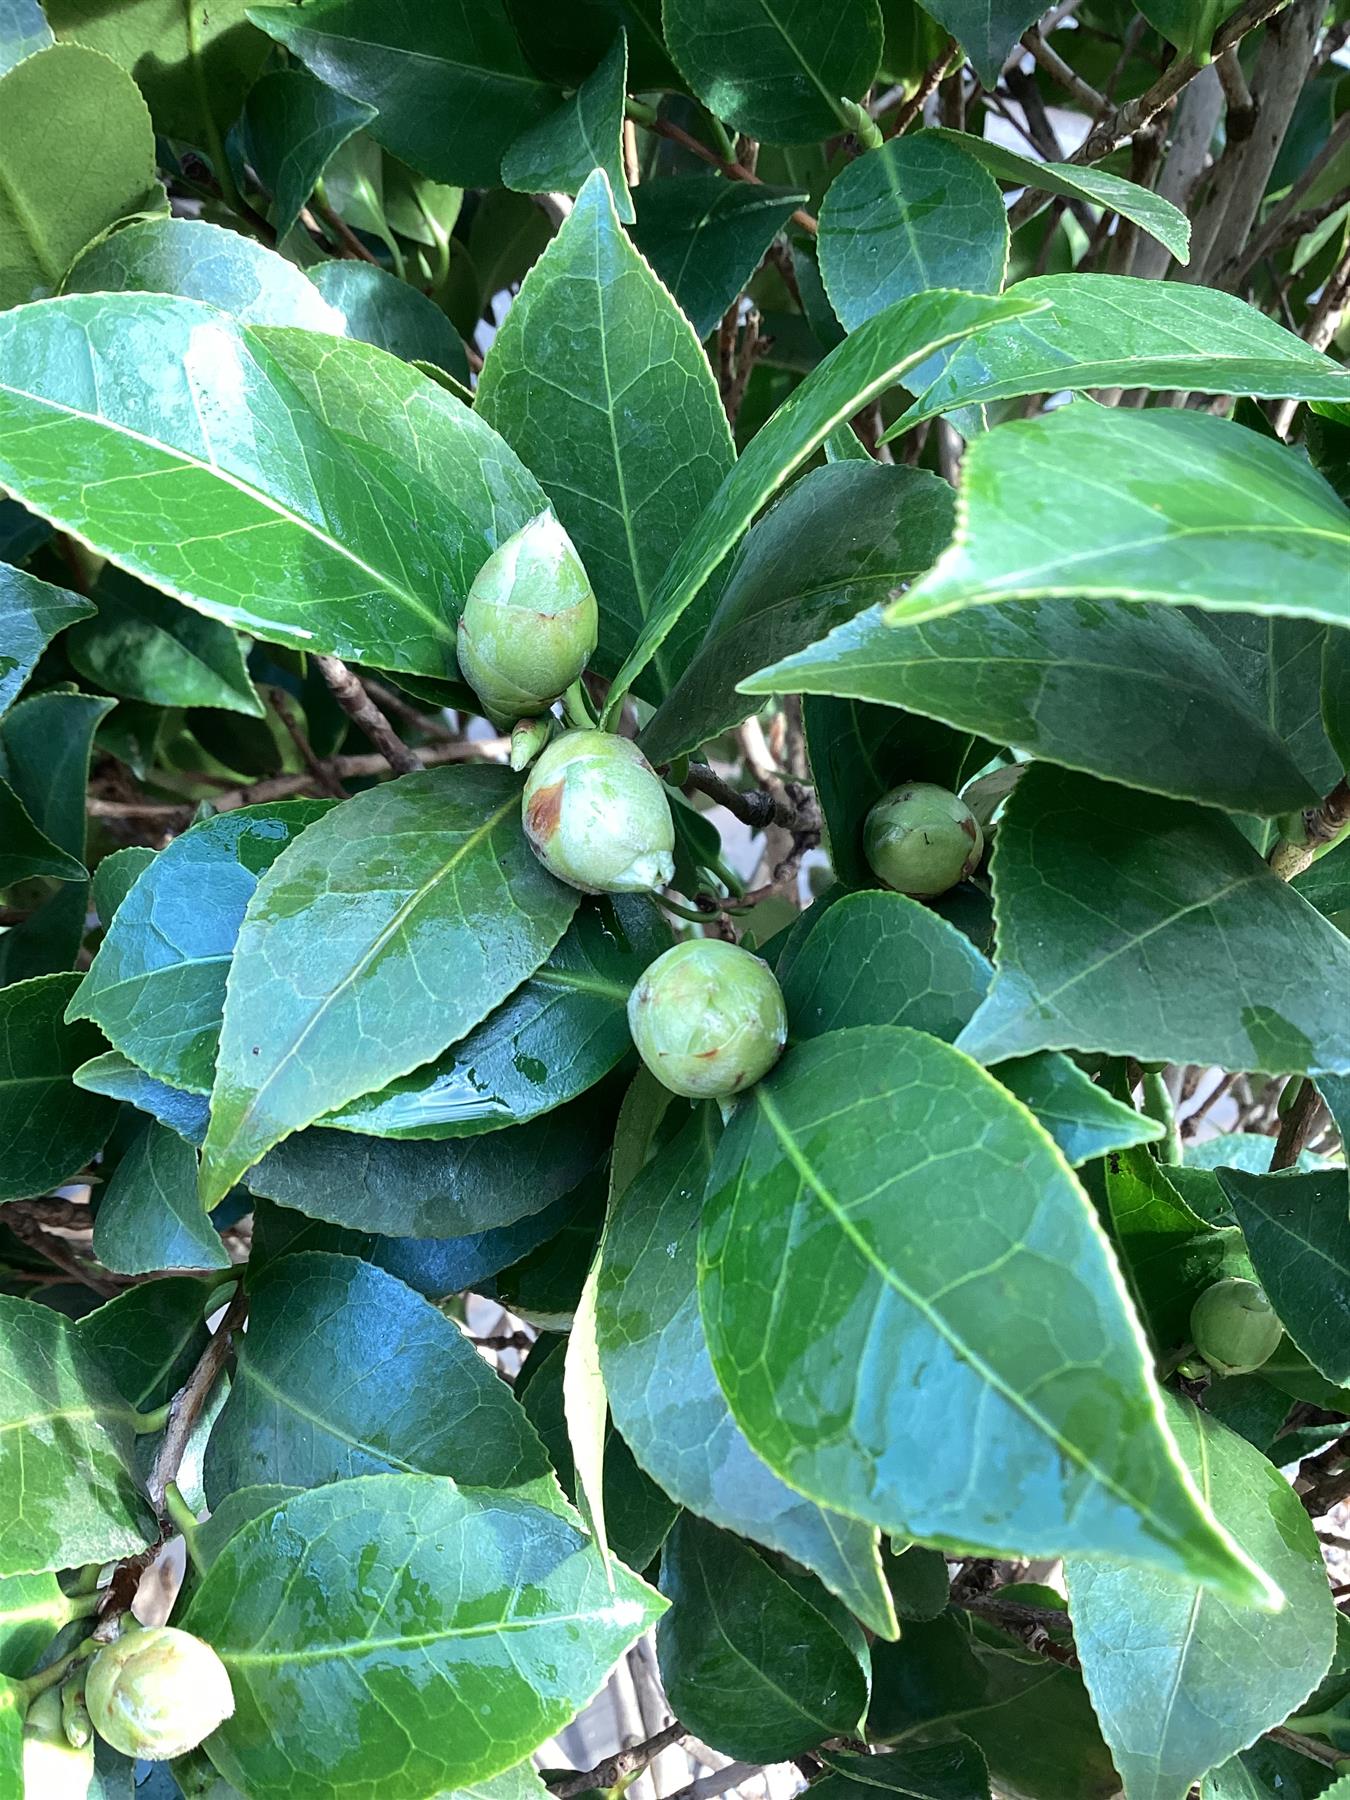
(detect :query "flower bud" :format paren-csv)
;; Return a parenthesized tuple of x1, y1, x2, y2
(864, 782, 984, 898)
(523, 730, 675, 894)
(23, 1688, 94, 1800)
(1190, 1278, 1283, 1377)
(627, 939, 788, 1099)
(86, 1626, 234, 1761)
(510, 715, 556, 772)
(458, 512, 598, 726)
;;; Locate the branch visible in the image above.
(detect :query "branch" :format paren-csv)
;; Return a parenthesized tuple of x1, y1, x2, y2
(1023, 24, 1106, 115)
(145, 1284, 249, 1511)
(1271, 1079, 1326, 1171)
(546, 1721, 686, 1799)
(315, 654, 424, 775)
(886, 39, 959, 137)
(1268, 778, 1350, 880)
(637, 115, 818, 233)
(271, 688, 347, 799)
(683, 763, 783, 830)
(664, 1762, 763, 1800)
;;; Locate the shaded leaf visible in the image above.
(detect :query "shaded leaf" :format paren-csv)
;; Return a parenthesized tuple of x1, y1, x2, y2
(0, 974, 116, 1203)
(0, 566, 93, 719)
(1218, 1168, 1350, 1384)
(502, 33, 633, 220)
(242, 66, 377, 241)
(67, 568, 262, 717)
(629, 176, 806, 339)
(77, 1277, 211, 1414)
(309, 260, 470, 380)
(1093, 1143, 1231, 1356)
(815, 1743, 991, 1800)
(74, 1051, 211, 1147)
(93, 1120, 228, 1276)
(917, 0, 1041, 85)
(0, 778, 86, 886)
(1139, 0, 1243, 61)
(0, 1568, 70, 1677)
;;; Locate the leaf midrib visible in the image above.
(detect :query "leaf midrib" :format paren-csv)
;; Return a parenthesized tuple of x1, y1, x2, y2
(225, 1603, 635, 1668)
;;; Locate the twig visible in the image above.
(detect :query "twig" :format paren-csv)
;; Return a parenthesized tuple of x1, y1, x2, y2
(1271, 1079, 1326, 1171)
(314, 655, 424, 775)
(0, 1207, 121, 1296)
(1268, 778, 1350, 879)
(886, 39, 959, 137)
(664, 1763, 763, 1800)
(1267, 1726, 1347, 1769)
(1182, 1069, 1239, 1136)
(725, 308, 765, 427)
(1024, 24, 1106, 114)
(546, 1721, 686, 1798)
(312, 196, 381, 264)
(361, 676, 458, 741)
(271, 689, 347, 799)
(145, 1285, 248, 1511)
(640, 115, 818, 233)
(683, 763, 780, 830)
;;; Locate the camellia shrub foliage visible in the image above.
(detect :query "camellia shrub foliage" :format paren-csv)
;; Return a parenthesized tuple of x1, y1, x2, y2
(2, 0, 1350, 1796)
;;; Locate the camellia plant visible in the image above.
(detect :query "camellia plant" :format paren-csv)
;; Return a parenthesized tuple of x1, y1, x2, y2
(1, 0, 1350, 1797)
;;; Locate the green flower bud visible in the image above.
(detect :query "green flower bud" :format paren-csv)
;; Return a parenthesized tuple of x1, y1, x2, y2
(23, 1688, 95, 1800)
(523, 730, 675, 894)
(86, 1626, 234, 1761)
(458, 512, 598, 726)
(627, 939, 787, 1099)
(1190, 1277, 1283, 1377)
(510, 715, 556, 772)
(863, 782, 984, 898)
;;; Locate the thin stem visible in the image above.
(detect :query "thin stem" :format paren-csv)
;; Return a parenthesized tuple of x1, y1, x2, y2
(546, 1721, 686, 1799)
(314, 655, 425, 776)
(132, 1402, 173, 1437)
(1271, 1079, 1324, 1171)
(14, 1640, 97, 1705)
(162, 1483, 205, 1572)
(562, 679, 597, 729)
(633, 114, 818, 233)
(146, 1286, 248, 1511)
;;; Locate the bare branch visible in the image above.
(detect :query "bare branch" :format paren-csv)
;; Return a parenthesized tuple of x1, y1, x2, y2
(546, 1721, 686, 1799)
(1271, 1079, 1327, 1172)
(1268, 778, 1350, 880)
(1023, 23, 1106, 115)
(146, 1285, 249, 1511)
(315, 654, 424, 775)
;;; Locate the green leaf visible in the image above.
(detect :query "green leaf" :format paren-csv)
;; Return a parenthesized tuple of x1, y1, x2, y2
(1296, 839, 1350, 926)
(67, 569, 262, 718)
(476, 170, 735, 694)
(0, 293, 549, 677)
(1138, 0, 1242, 61)
(661, 0, 884, 142)
(1203, 1741, 1343, 1799)
(605, 286, 1043, 710)
(502, 33, 633, 220)
(0, 1568, 71, 1677)
(242, 66, 378, 242)
(0, 779, 86, 886)
(597, 1100, 897, 1636)
(201, 765, 578, 1204)
(0, 562, 93, 721)
(896, 407, 1350, 633)
(994, 1055, 1165, 1168)
(656, 1513, 870, 1759)
(629, 176, 806, 340)
(0, 1292, 154, 1575)
(916, 0, 1041, 86)
(71, 802, 333, 1095)
(641, 461, 954, 767)
(1093, 1143, 1231, 1356)
(883, 1543, 951, 1622)
(75, 1053, 208, 1149)
(204, 1252, 554, 1503)
(956, 765, 1350, 1077)
(0, 0, 52, 75)
(1066, 1396, 1336, 1800)
(309, 261, 470, 381)
(77, 1277, 211, 1414)
(818, 136, 1008, 332)
(93, 1120, 228, 1276)
(91, 848, 155, 932)
(699, 1025, 1268, 1599)
(814, 1743, 991, 1800)
(0, 44, 162, 311)
(1218, 1168, 1350, 1384)
(248, 0, 557, 188)
(0, 1677, 20, 1791)
(890, 277, 1350, 433)
(182, 1474, 664, 1799)
(0, 974, 116, 1202)
(322, 895, 668, 1140)
(1323, 628, 1350, 767)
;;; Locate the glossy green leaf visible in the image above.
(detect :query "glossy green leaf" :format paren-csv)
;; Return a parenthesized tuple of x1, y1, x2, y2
(0, 974, 116, 1203)
(818, 136, 1008, 332)
(0, 1568, 71, 1677)
(476, 170, 735, 694)
(67, 569, 262, 718)
(182, 1474, 664, 1799)
(605, 286, 1043, 710)
(1296, 840, 1350, 926)
(641, 461, 954, 768)
(242, 66, 377, 241)
(1066, 1396, 1336, 1800)
(202, 765, 577, 1204)
(1202, 1740, 1342, 1799)
(77, 1277, 211, 1414)
(0, 0, 52, 74)
(0, 1292, 153, 1575)
(661, 0, 884, 142)
(699, 1025, 1267, 1598)
(995, 1056, 1165, 1168)
(71, 802, 332, 1095)
(629, 176, 806, 339)
(1093, 1143, 1230, 1356)
(93, 1119, 228, 1276)
(598, 1097, 896, 1633)
(0, 1676, 19, 1790)
(309, 261, 470, 381)
(0, 566, 93, 720)
(1323, 629, 1350, 767)
(1218, 1168, 1350, 1384)
(90, 848, 155, 932)
(0, 294, 549, 677)
(0, 779, 86, 886)
(883, 1543, 951, 1623)
(1139, 0, 1242, 61)
(323, 896, 667, 1140)
(249, 0, 557, 188)
(0, 44, 161, 310)
(916, 0, 1041, 85)
(814, 1743, 991, 1800)
(656, 1513, 870, 1759)
(502, 32, 633, 220)
(889, 278, 1349, 434)
(956, 765, 1350, 1077)
(205, 1252, 553, 1503)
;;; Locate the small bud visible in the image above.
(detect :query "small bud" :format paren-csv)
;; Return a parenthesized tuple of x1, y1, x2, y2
(523, 730, 675, 894)
(23, 1688, 95, 1800)
(627, 939, 788, 1099)
(1191, 1278, 1284, 1377)
(86, 1626, 234, 1761)
(864, 782, 984, 898)
(458, 512, 598, 726)
(510, 715, 556, 772)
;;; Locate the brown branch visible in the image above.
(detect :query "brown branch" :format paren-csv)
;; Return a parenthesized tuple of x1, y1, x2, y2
(664, 1763, 763, 1800)
(145, 1285, 249, 1511)
(1023, 24, 1106, 115)
(1268, 778, 1350, 880)
(1271, 1079, 1326, 1171)
(546, 1721, 686, 1799)
(1265, 1727, 1346, 1770)
(314, 654, 424, 775)
(886, 39, 959, 137)
(271, 689, 347, 799)
(311, 197, 381, 264)
(643, 116, 818, 233)
(360, 676, 458, 741)
(683, 763, 780, 830)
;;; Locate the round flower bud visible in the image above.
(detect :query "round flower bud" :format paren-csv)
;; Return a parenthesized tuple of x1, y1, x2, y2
(863, 782, 984, 898)
(458, 512, 598, 725)
(86, 1626, 234, 1761)
(1190, 1278, 1283, 1377)
(23, 1688, 95, 1800)
(627, 939, 788, 1099)
(523, 730, 675, 894)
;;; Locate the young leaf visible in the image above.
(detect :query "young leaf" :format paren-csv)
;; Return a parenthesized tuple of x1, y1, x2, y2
(181, 1474, 664, 1799)
(201, 765, 578, 1204)
(0, 974, 117, 1203)
(629, 176, 807, 339)
(502, 32, 633, 219)
(66, 567, 263, 717)
(0, 565, 93, 719)
(93, 1119, 229, 1275)
(699, 1025, 1269, 1600)
(1217, 1169, 1350, 1384)
(1139, 0, 1243, 61)
(1066, 1397, 1336, 1800)
(241, 66, 378, 241)
(74, 1051, 211, 1146)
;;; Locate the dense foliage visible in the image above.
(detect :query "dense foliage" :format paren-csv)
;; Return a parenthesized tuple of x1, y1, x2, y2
(0, 1, 1348, 1797)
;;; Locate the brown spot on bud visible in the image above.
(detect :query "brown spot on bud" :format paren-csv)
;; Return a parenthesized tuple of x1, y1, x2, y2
(960, 816, 978, 842)
(526, 780, 564, 844)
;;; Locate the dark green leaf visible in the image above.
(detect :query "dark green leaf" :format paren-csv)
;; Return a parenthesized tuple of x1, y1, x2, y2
(629, 176, 806, 340)
(0, 1568, 70, 1677)
(815, 1742, 991, 1800)
(91, 849, 155, 932)
(182, 1474, 664, 1798)
(1139, 0, 1242, 61)
(242, 67, 377, 241)
(1218, 1168, 1350, 1383)
(505, 0, 674, 87)
(77, 1277, 211, 1413)
(916, 0, 1040, 85)
(1323, 629, 1350, 767)
(0, 566, 93, 719)
(309, 261, 470, 380)
(502, 33, 633, 220)
(884, 1543, 951, 1623)
(0, 974, 116, 1202)
(1093, 1143, 1230, 1356)
(656, 1513, 870, 1759)
(74, 1051, 211, 1146)
(817, 136, 1008, 331)
(1296, 839, 1350, 927)
(67, 568, 262, 717)
(1203, 1740, 1342, 1799)
(0, 779, 86, 886)
(93, 1120, 228, 1275)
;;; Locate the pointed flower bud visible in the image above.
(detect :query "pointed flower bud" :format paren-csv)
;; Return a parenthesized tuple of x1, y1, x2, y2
(510, 715, 556, 772)
(458, 512, 599, 726)
(1191, 1278, 1283, 1376)
(86, 1626, 234, 1761)
(23, 1688, 95, 1799)
(628, 939, 788, 1099)
(864, 781, 984, 898)
(523, 729, 675, 894)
